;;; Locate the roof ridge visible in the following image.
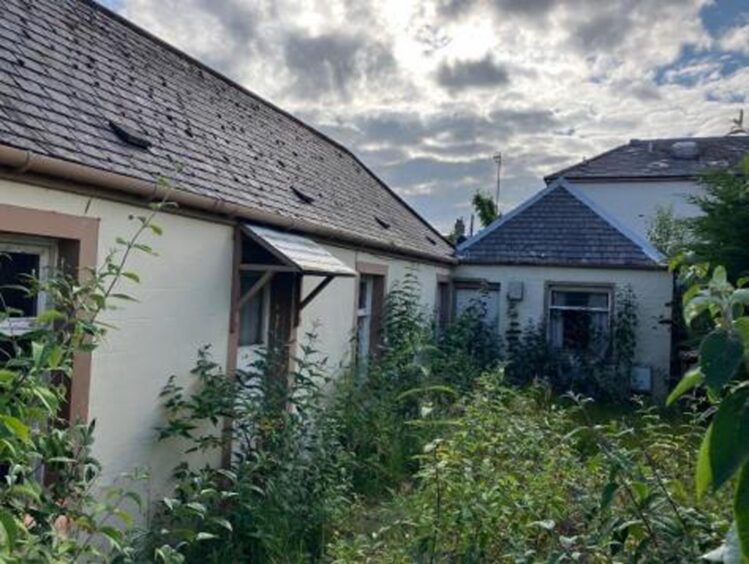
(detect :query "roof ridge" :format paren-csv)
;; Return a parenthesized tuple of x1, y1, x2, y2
(78, 0, 452, 249)
(544, 142, 629, 182)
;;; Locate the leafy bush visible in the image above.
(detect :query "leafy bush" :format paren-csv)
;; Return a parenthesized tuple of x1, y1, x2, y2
(668, 264, 749, 559)
(328, 374, 729, 562)
(687, 157, 749, 282)
(0, 204, 165, 561)
(506, 286, 639, 402)
(145, 336, 353, 563)
(329, 274, 501, 498)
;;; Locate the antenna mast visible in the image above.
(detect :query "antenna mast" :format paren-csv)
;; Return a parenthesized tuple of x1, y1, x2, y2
(493, 152, 502, 209)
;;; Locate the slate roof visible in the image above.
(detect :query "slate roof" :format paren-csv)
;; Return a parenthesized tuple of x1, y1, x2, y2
(457, 180, 663, 269)
(0, 0, 453, 262)
(546, 136, 749, 182)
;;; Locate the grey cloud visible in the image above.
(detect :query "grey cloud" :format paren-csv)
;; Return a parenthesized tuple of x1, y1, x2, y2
(572, 11, 631, 52)
(381, 156, 494, 189)
(437, 0, 554, 18)
(320, 108, 561, 155)
(283, 32, 395, 98)
(436, 55, 510, 91)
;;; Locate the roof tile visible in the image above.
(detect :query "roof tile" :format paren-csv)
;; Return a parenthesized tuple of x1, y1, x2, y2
(0, 0, 452, 261)
(547, 136, 749, 181)
(458, 183, 659, 268)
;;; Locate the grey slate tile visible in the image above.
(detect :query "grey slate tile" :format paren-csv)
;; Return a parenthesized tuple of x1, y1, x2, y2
(0, 0, 452, 261)
(458, 184, 659, 268)
(547, 137, 749, 181)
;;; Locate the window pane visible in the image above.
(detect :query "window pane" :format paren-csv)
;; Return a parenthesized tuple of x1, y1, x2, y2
(454, 287, 499, 328)
(549, 309, 609, 353)
(239, 274, 265, 347)
(551, 289, 609, 309)
(436, 282, 450, 331)
(0, 252, 40, 317)
(358, 278, 369, 310)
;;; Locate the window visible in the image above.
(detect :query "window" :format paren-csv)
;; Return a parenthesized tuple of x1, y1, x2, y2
(435, 280, 450, 333)
(0, 237, 56, 336)
(238, 272, 270, 347)
(547, 286, 612, 355)
(356, 275, 375, 360)
(453, 280, 500, 330)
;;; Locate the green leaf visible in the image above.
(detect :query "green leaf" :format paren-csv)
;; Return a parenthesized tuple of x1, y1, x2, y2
(196, 532, 218, 541)
(736, 318, 749, 349)
(0, 370, 16, 384)
(697, 424, 713, 499)
(35, 309, 65, 324)
(121, 271, 141, 284)
(731, 289, 749, 307)
(0, 415, 30, 442)
(0, 509, 18, 549)
(600, 482, 619, 512)
(710, 387, 749, 492)
(700, 329, 744, 394)
(736, 462, 749, 559)
(48, 345, 64, 369)
(667, 368, 704, 405)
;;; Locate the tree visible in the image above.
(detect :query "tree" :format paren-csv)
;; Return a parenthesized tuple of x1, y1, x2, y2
(472, 191, 498, 228)
(688, 157, 749, 282)
(647, 203, 690, 257)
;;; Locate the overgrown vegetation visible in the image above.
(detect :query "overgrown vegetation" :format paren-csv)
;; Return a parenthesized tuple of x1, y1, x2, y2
(329, 378, 729, 562)
(0, 200, 166, 561)
(3, 169, 748, 561)
(506, 286, 639, 402)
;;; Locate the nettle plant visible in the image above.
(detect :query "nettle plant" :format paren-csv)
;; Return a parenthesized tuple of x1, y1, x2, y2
(0, 200, 167, 561)
(668, 264, 749, 560)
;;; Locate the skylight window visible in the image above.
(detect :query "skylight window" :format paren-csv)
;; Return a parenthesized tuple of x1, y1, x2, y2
(109, 120, 151, 149)
(375, 216, 390, 229)
(291, 186, 314, 204)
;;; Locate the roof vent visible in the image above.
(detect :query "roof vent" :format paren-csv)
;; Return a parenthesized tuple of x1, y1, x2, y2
(670, 141, 699, 160)
(109, 120, 151, 149)
(375, 216, 390, 229)
(426, 235, 437, 246)
(291, 186, 314, 204)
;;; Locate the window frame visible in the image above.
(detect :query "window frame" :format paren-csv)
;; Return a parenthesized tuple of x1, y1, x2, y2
(356, 274, 375, 360)
(237, 274, 271, 349)
(545, 283, 614, 355)
(452, 278, 501, 331)
(0, 235, 58, 336)
(354, 262, 387, 365)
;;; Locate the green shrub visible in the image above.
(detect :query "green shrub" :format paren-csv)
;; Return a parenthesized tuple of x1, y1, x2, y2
(0, 203, 166, 561)
(506, 286, 639, 402)
(328, 374, 729, 563)
(145, 336, 353, 563)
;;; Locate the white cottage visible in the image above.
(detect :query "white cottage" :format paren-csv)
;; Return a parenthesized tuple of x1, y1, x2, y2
(456, 136, 749, 398)
(0, 0, 453, 494)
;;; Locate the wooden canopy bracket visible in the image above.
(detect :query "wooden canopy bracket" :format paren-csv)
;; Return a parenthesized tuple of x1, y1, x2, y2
(237, 270, 274, 310)
(299, 275, 334, 312)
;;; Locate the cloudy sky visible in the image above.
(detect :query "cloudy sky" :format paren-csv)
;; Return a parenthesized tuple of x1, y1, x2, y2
(97, 0, 749, 232)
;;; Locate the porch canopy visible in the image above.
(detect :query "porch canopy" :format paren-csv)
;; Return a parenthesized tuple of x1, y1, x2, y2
(238, 223, 355, 315)
(242, 223, 356, 277)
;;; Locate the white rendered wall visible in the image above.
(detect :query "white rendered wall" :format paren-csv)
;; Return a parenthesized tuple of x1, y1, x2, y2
(0, 178, 232, 500)
(574, 180, 704, 239)
(0, 177, 452, 497)
(453, 263, 673, 396)
(298, 244, 451, 372)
